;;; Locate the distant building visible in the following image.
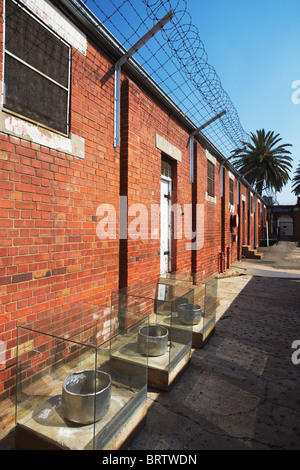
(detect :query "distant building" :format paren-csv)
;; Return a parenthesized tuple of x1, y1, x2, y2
(269, 197, 300, 240)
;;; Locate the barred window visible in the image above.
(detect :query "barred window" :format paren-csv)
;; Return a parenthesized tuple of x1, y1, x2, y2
(161, 158, 172, 180)
(207, 160, 215, 197)
(229, 178, 234, 205)
(3, 0, 71, 135)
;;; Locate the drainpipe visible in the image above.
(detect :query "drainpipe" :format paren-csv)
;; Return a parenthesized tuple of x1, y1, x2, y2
(254, 193, 257, 248)
(113, 11, 174, 148)
(237, 179, 241, 260)
(189, 110, 226, 183)
(220, 162, 226, 272)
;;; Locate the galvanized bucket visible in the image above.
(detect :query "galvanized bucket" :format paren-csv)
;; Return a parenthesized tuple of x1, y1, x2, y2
(62, 369, 111, 425)
(178, 303, 202, 325)
(138, 325, 168, 357)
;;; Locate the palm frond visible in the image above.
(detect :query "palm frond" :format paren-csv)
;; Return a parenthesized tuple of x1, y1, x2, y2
(292, 163, 300, 196)
(231, 129, 293, 195)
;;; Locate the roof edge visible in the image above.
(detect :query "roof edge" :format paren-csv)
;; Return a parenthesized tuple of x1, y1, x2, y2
(51, 0, 268, 205)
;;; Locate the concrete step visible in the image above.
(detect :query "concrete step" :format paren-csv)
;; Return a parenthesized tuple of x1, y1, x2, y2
(242, 245, 264, 260)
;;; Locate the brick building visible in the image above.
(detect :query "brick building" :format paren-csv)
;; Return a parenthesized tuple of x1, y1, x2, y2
(0, 0, 268, 401)
(269, 197, 300, 241)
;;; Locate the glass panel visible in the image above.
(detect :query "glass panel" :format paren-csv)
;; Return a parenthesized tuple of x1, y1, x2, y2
(159, 272, 193, 283)
(159, 272, 218, 347)
(112, 280, 194, 376)
(229, 178, 234, 205)
(16, 303, 148, 450)
(203, 276, 218, 336)
(207, 160, 215, 197)
(4, 54, 68, 135)
(16, 303, 101, 450)
(161, 158, 172, 180)
(95, 318, 148, 450)
(5, 0, 69, 87)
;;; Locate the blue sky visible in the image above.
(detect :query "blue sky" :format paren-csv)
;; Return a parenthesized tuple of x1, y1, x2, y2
(187, 0, 300, 204)
(86, 0, 300, 205)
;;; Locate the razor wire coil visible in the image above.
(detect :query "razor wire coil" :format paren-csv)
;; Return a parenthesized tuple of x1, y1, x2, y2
(18, 0, 250, 157)
(79, 0, 249, 156)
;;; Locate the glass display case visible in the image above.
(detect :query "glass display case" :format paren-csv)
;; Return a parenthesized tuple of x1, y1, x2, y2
(158, 272, 218, 349)
(15, 302, 148, 450)
(112, 280, 194, 391)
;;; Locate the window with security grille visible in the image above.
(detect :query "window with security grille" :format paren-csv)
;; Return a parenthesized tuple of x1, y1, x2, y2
(161, 158, 172, 180)
(207, 160, 215, 197)
(3, 0, 71, 135)
(229, 178, 234, 205)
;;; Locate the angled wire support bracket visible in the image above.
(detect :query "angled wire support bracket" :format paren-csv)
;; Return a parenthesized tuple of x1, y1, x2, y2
(189, 110, 227, 183)
(114, 10, 174, 148)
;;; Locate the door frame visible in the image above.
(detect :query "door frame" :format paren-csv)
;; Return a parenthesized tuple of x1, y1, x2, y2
(160, 176, 172, 275)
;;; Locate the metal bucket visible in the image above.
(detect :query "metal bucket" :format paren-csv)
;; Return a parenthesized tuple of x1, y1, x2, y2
(138, 325, 168, 357)
(178, 303, 202, 325)
(62, 369, 111, 425)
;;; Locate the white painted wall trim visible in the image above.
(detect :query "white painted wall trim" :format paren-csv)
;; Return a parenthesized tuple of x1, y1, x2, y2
(18, 0, 87, 55)
(0, 112, 85, 159)
(205, 192, 217, 204)
(228, 203, 235, 213)
(1, 0, 86, 158)
(206, 149, 216, 166)
(156, 134, 182, 163)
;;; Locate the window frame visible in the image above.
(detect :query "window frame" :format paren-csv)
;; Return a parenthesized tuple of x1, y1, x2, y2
(258, 202, 262, 216)
(161, 156, 173, 181)
(250, 194, 254, 214)
(3, 0, 72, 136)
(207, 160, 215, 198)
(229, 177, 234, 206)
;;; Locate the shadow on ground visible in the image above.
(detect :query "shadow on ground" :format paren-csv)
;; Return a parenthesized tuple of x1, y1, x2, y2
(0, 429, 15, 450)
(1, 270, 299, 450)
(128, 275, 300, 450)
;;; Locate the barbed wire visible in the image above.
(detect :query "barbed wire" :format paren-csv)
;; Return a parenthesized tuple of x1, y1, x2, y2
(80, 0, 249, 157)
(10, 0, 249, 157)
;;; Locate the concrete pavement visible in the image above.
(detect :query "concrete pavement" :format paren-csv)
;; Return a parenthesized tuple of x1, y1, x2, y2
(128, 241, 300, 450)
(1, 241, 300, 450)
(230, 240, 300, 279)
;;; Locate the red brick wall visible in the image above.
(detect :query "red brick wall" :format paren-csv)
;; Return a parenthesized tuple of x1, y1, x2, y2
(294, 213, 300, 240)
(257, 200, 267, 243)
(120, 78, 194, 287)
(192, 142, 222, 282)
(247, 191, 255, 248)
(293, 199, 300, 240)
(0, 1, 268, 402)
(239, 185, 248, 249)
(222, 170, 239, 268)
(0, 12, 120, 398)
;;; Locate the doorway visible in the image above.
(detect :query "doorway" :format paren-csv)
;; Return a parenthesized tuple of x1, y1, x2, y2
(277, 216, 293, 239)
(160, 159, 172, 274)
(242, 200, 246, 245)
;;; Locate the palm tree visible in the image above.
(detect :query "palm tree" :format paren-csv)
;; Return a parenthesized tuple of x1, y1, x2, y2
(231, 129, 293, 195)
(292, 163, 300, 196)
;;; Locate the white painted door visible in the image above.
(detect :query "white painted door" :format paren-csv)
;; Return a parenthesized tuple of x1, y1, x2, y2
(160, 178, 172, 274)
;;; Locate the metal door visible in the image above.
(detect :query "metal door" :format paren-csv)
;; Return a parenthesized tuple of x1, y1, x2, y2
(160, 178, 172, 274)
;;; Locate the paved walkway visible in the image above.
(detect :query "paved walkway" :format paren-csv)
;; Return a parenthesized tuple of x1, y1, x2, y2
(230, 240, 300, 279)
(128, 242, 300, 450)
(1, 241, 300, 450)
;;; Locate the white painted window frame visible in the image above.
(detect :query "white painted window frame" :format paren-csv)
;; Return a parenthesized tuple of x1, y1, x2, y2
(205, 150, 217, 204)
